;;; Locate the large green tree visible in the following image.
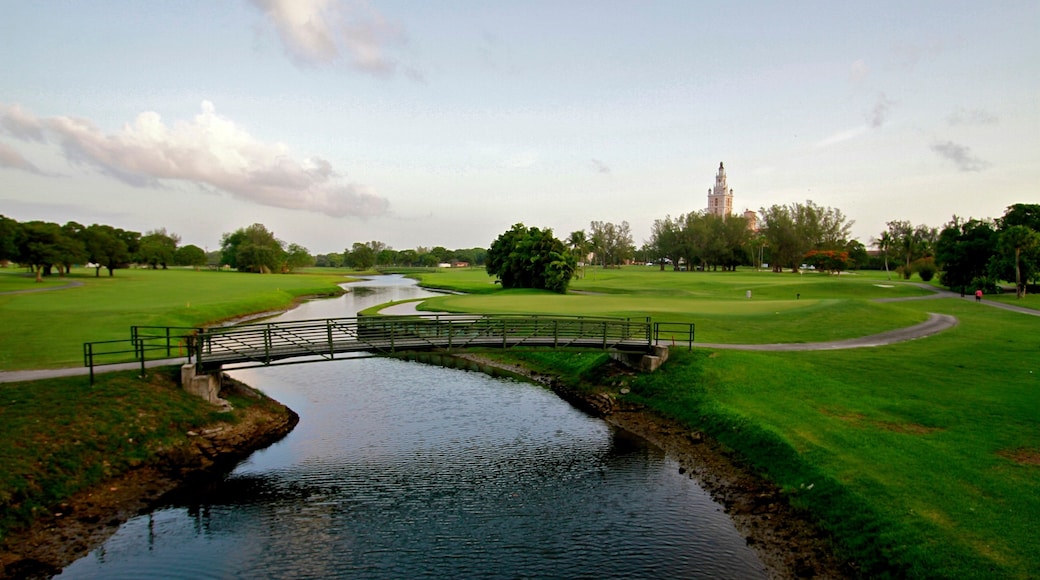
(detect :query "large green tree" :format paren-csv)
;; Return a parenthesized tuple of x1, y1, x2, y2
(936, 217, 997, 294)
(220, 223, 285, 273)
(486, 223, 576, 293)
(138, 228, 180, 269)
(82, 224, 132, 277)
(0, 215, 20, 264)
(16, 221, 63, 282)
(174, 244, 207, 270)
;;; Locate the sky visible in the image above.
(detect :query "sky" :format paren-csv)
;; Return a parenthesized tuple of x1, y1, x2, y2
(1, 1, 1037, 255)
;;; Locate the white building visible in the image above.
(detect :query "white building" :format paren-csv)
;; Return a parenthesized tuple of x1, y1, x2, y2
(707, 162, 734, 218)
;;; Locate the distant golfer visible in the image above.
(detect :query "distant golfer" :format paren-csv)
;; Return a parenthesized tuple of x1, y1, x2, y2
(975, 289, 983, 302)
(746, 290, 752, 299)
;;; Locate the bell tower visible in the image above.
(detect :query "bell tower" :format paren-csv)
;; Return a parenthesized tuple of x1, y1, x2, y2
(707, 162, 734, 217)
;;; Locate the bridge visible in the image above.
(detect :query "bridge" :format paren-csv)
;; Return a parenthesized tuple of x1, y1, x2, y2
(84, 314, 692, 383)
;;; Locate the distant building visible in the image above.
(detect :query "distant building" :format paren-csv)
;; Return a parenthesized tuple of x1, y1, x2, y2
(743, 208, 759, 232)
(706, 162, 758, 231)
(707, 162, 734, 218)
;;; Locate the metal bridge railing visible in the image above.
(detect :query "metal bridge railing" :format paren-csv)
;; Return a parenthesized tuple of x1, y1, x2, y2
(83, 314, 669, 380)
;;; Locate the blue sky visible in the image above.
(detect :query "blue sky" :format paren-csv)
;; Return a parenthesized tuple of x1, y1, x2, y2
(1, 1, 1037, 254)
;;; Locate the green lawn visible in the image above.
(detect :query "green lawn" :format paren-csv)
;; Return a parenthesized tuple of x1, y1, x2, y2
(0, 267, 353, 370)
(413, 266, 1040, 578)
(3, 264, 1037, 577)
(415, 267, 931, 343)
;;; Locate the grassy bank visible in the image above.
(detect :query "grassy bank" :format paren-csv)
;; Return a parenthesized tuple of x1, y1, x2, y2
(0, 367, 288, 542)
(475, 298, 1039, 577)
(0, 267, 352, 370)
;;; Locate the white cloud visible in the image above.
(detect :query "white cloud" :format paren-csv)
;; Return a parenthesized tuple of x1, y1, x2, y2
(931, 140, 990, 172)
(0, 141, 44, 174)
(250, 0, 405, 75)
(815, 126, 868, 149)
(0, 101, 389, 218)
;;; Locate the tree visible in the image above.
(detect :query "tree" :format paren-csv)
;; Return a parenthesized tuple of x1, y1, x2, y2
(175, 244, 207, 270)
(17, 221, 63, 282)
(567, 230, 588, 277)
(648, 216, 680, 271)
(0, 215, 20, 264)
(997, 225, 1040, 298)
(83, 224, 131, 277)
(284, 243, 314, 272)
(936, 217, 997, 294)
(138, 228, 180, 269)
(804, 249, 850, 275)
(346, 242, 376, 270)
(486, 223, 576, 293)
(220, 223, 285, 273)
(588, 220, 635, 267)
(873, 230, 894, 279)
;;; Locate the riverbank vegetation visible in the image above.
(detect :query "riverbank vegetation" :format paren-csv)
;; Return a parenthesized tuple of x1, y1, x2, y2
(417, 268, 1040, 578)
(0, 367, 289, 544)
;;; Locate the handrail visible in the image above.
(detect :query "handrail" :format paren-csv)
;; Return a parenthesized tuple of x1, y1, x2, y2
(84, 314, 669, 380)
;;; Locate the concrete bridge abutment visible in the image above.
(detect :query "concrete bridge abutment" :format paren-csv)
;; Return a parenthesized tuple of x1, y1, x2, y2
(181, 364, 230, 409)
(610, 345, 669, 372)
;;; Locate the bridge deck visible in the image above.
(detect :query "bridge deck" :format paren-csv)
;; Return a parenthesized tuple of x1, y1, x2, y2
(171, 314, 652, 372)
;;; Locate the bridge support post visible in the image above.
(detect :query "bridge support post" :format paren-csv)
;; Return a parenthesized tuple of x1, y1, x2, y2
(181, 363, 226, 407)
(609, 345, 670, 372)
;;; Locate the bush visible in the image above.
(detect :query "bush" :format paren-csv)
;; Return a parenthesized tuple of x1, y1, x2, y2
(912, 257, 937, 282)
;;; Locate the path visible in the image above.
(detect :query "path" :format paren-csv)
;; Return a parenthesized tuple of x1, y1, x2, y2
(0, 280, 83, 295)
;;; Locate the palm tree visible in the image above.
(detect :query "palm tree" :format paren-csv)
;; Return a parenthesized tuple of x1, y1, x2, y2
(874, 231, 894, 280)
(1000, 225, 1040, 298)
(567, 230, 588, 279)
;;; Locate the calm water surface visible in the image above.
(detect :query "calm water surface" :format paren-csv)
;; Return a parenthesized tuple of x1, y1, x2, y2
(59, 276, 765, 579)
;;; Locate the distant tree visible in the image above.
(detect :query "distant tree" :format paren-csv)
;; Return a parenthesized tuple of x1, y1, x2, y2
(220, 223, 285, 273)
(0, 215, 20, 264)
(567, 229, 589, 277)
(873, 230, 895, 279)
(486, 223, 576, 293)
(174, 244, 207, 270)
(347, 242, 376, 270)
(376, 248, 398, 267)
(17, 221, 63, 282)
(83, 224, 131, 277)
(55, 221, 87, 275)
(588, 220, 635, 267)
(803, 249, 850, 275)
(997, 225, 1040, 298)
(648, 216, 680, 271)
(1000, 203, 1040, 231)
(844, 239, 868, 270)
(138, 228, 180, 269)
(936, 217, 997, 294)
(284, 243, 314, 272)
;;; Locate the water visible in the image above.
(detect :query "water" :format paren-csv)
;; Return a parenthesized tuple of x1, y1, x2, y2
(58, 276, 766, 579)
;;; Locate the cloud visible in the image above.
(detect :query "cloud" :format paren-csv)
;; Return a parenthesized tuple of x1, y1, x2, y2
(0, 141, 45, 174)
(590, 159, 611, 174)
(930, 140, 990, 172)
(867, 92, 894, 128)
(250, 0, 407, 76)
(0, 101, 389, 218)
(815, 126, 868, 149)
(946, 107, 999, 126)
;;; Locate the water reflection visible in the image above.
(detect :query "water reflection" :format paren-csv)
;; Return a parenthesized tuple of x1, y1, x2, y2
(58, 276, 766, 579)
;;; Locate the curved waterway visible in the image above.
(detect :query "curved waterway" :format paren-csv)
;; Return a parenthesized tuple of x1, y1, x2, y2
(58, 276, 766, 579)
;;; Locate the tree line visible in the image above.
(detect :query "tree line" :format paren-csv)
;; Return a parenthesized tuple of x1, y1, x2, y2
(875, 204, 1040, 298)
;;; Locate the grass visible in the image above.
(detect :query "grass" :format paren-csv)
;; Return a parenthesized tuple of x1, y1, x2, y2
(3, 263, 1037, 577)
(408, 266, 1040, 578)
(416, 268, 931, 344)
(0, 267, 353, 370)
(0, 367, 279, 540)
